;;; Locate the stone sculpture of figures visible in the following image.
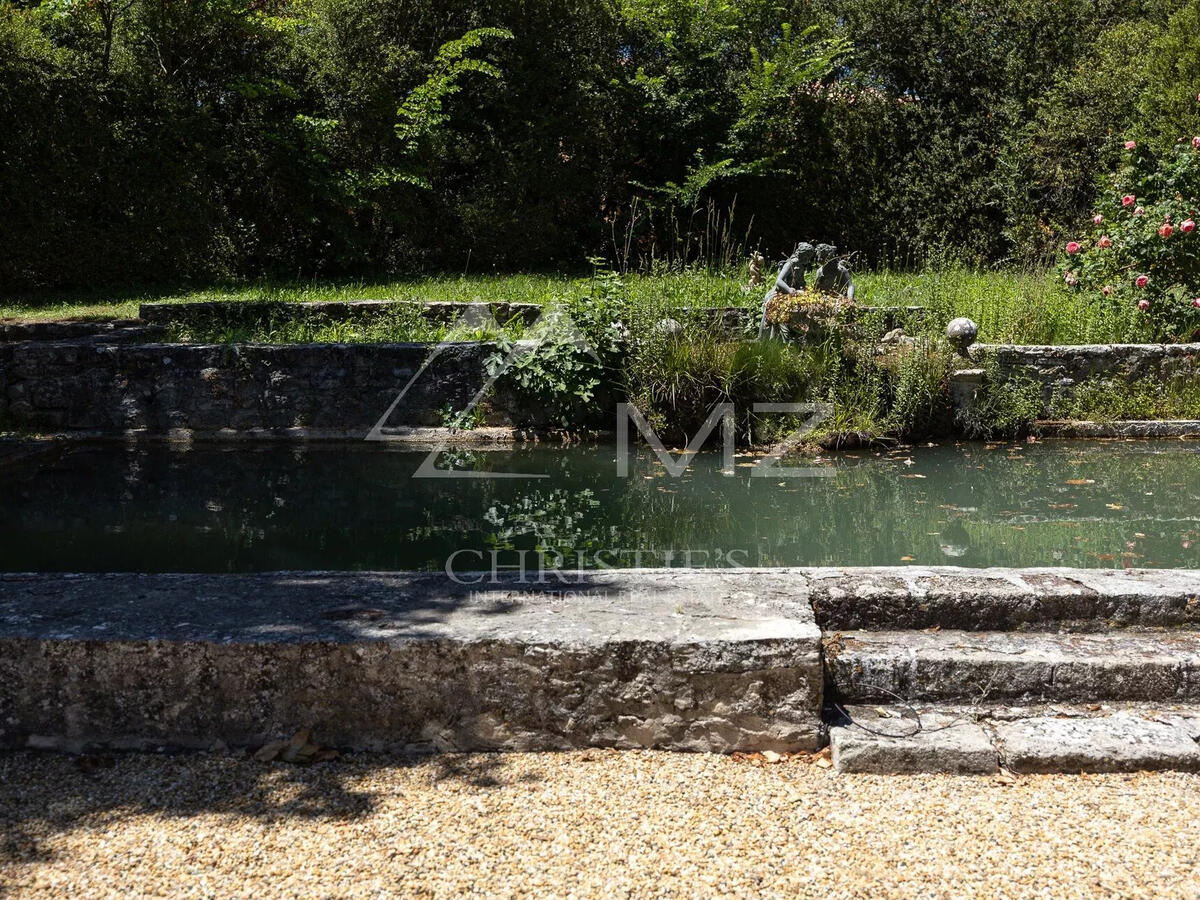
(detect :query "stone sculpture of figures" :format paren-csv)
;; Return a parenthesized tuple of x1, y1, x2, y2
(814, 256, 855, 301)
(747, 251, 765, 289)
(766, 242, 816, 305)
(758, 242, 856, 338)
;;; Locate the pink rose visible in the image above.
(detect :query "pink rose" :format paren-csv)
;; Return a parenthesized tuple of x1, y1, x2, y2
(1160, 223, 1174, 239)
(1182, 220, 1196, 233)
(1193, 137, 1200, 149)
(1134, 206, 1145, 217)
(1066, 241, 1081, 254)
(1093, 214, 1104, 225)
(1138, 299, 1151, 311)
(1101, 285, 1113, 296)
(1098, 235, 1112, 248)
(1122, 195, 1136, 207)
(1064, 271, 1079, 286)
(1193, 298, 1200, 309)
(1125, 140, 1137, 150)
(1135, 275, 1149, 288)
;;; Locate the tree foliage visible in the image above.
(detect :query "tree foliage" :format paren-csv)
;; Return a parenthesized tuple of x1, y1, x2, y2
(0, 0, 1194, 290)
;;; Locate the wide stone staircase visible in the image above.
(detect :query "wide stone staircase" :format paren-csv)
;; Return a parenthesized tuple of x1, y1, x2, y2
(814, 568, 1200, 774)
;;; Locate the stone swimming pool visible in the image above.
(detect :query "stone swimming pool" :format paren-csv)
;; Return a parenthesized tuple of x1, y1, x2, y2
(2, 438, 1198, 572)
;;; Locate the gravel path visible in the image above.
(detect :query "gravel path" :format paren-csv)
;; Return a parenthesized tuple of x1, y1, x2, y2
(3, 749, 1199, 899)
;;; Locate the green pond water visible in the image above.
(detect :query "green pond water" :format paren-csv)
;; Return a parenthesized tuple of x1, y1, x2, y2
(1, 439, 1198, 573)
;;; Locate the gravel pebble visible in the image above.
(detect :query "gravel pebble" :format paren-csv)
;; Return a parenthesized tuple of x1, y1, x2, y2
(3, 749, 1199, 899)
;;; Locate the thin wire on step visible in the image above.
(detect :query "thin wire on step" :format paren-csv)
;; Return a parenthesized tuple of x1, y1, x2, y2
(832, 685, 975, 738)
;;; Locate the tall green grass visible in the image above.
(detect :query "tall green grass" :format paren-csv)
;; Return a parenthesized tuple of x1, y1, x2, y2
(856, 268, 1146, 345)
(0, 267, 1156, 345)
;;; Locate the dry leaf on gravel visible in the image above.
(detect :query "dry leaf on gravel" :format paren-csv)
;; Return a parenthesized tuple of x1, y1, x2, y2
(254, 729, 339, 764)
(732, 751, 779, 766)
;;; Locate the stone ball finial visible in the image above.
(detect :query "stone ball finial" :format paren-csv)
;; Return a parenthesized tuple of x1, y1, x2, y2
(654, 317, 683, 338)
(945, 317, 979, 354)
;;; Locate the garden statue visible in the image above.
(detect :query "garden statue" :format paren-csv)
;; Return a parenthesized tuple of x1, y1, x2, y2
(758, 242, 856, 339)
(945, 317, 979, 356)
(747, 251, 766, 289)
(814, 256, 855, 300)
(767, 242, 817, 302)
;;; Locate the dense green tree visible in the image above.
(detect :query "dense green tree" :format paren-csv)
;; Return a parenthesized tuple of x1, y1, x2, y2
(1140, 0, 1200, 147)
(0, 0, 1194, 290)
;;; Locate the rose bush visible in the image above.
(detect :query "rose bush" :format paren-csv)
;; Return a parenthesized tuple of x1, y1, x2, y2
(1060, 130, 1200, 341)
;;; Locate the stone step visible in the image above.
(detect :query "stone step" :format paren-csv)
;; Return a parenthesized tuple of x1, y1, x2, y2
(826, 629, 1200, 704)
(807, 567, 1200, 632)
(830, 704, 1200, 774)
(0, 571, 822, 754)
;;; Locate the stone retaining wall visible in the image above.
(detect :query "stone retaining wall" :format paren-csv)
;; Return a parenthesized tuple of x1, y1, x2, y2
(3, 314, 1191, 437)
(971, 342, 1200, 387)
(3, 566, 1198, 755)
(0, 340, 544, 434)
(139, 299, 925, 340)
(138, 300, 543, 330)
(683, 304, 925, 337)
(959, 342, 1200, 418)
(0, 320, 163, 343)
(0, 570, 824, 753)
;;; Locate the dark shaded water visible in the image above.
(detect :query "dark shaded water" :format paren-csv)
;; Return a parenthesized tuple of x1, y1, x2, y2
(2, 440, 1199, 572)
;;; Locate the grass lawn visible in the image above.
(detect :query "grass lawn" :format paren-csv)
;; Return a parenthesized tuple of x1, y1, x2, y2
(0, 267, 1151, 346)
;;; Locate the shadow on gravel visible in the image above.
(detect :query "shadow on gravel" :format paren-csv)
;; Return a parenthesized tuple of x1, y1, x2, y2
(0, 748, 533, 889)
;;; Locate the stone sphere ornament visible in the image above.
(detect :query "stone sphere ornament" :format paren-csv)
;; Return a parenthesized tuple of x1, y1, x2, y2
(945, 317, 979, 355)
(654, 317, 683, 337)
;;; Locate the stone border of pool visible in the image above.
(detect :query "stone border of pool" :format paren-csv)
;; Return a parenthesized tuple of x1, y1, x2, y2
(0, 570, 825, 755)
(2, 309, 1199, 437)
(4, 566, 1200, 772)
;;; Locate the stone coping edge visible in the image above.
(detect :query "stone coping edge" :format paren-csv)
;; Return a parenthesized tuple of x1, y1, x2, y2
(0, 569, 825, 753)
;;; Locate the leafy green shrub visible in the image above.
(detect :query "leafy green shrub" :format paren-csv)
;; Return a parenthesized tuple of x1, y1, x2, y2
(1060, 131, 1200, 341)
(621, 314, 839, 445)
(1055, 372, 1200, 421)
(883, 341, 954, 437)
(955, 359, 1044, 439)
(484, 267, 628, 425)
